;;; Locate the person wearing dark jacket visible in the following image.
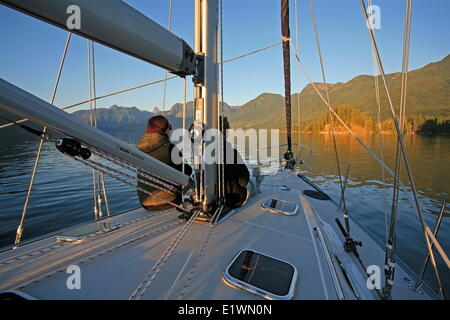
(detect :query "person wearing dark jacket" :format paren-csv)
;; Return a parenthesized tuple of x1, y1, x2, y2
(220, 117, 251, 208)
(136, 115, 191, 211)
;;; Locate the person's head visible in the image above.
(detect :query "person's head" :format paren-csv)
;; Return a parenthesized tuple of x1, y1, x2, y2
(146, 115, 172, 134)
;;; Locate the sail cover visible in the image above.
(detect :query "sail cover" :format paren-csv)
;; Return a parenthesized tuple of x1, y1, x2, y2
(281, 0, 292, 153)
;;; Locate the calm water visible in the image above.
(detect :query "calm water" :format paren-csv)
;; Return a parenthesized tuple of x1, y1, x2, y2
(0, 130, 449, 294)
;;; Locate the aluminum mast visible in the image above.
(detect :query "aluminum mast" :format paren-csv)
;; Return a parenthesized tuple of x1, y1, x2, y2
(193, 0, 220, 210)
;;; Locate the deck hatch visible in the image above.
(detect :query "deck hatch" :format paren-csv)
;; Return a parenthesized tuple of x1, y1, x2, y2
(56, 222, 119, 243)
(261, 198, 298, 216)
(223, 250, 297, 300)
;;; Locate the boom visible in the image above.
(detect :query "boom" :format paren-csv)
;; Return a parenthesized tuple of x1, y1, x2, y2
(0, 78, 191, 187)
(0, 0, 196, 76)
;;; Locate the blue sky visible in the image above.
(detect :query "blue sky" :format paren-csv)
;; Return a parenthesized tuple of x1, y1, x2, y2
(0, 0, 449, 112)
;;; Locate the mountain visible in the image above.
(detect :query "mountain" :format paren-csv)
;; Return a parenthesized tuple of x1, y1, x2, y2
(71, 104, 187, 132)
(227, 93, 285, 129)
(151, 101, 239, 118)
(71, 100, 239, 133)
(68, 54, 449, 134)
(71, 105, 153, 132)
(228, 54, 450, 130)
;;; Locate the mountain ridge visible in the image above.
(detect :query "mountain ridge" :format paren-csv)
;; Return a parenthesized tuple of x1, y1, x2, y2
(69, 54, 449, 133)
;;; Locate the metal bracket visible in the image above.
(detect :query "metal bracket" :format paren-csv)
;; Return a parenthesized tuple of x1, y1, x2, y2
(193, 54, 205, 85)
(173, 40, 197, 77)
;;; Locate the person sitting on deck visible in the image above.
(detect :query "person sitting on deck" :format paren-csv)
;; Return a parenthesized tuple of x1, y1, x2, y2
(220, 117, 252, 208)
(136, 115, 192, 211)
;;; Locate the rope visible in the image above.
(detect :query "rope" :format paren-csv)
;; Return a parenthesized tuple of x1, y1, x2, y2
(129, 209, 200, 300)
(14, 32, 72, 245)
(178, 223, 215, 299)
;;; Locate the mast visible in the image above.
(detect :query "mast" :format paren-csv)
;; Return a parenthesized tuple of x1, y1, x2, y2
(193, 0, 219, 211)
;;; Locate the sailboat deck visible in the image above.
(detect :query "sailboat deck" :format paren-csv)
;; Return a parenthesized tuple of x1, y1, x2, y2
(0, 171, 436, 300)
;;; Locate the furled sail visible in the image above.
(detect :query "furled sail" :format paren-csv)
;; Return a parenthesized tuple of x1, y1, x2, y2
(281, 0, 292, 157)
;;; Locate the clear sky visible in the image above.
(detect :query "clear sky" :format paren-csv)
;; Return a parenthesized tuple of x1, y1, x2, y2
(0, 0, 448, 112)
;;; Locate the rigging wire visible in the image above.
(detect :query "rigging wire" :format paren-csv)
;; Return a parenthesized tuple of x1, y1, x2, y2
(219, 0, 225, 203)
(88, 40, 110, 218)
(294, 0, 301, 151)
(91, 41, 111, 218)
(88, 40, 99, 219)
(290, 45, 399, 180)
(368, 0, 388, 245)
(0, 42, 283, 131)
(90, 147, 178, 192)
(309, 0, 348, 225)
(14, 32, 72, 245)
(72, 158, 188, 212)
(0, 76, 179, 130)
(359, 0, 445, 300)
(161, 0, 173, 112)
(222, 40, 284, 64)
(182, 78, 187, 174)
(382, 0, 442, 299)
(3, 112, 187, 212)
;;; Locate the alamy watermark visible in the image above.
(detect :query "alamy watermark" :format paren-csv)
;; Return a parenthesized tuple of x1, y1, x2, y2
(66, 5, 81, 30)
(66, 264, 81, 290)
(366, 265, 381, 290)
(170, 128, 280, 166)
(367, 5, 382, 30)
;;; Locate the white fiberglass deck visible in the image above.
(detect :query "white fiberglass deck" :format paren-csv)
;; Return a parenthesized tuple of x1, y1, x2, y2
(0, 171, 436, 300)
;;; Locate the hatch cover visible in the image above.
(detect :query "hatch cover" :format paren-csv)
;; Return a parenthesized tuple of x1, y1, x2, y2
(261, 198, 298, 216)
(223, 250, 297, 300)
